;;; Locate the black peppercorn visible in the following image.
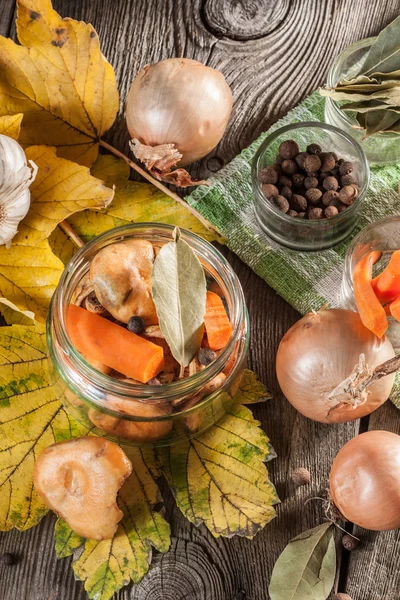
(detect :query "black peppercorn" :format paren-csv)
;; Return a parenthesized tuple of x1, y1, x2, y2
(279, 139, 299, 159)
(339, 160, 354, 175)
(304, 154, 321, 173)
(262, 183, 279, 199)
(127, 316, 145, 334)
(198, 348, 217, 366)
(342, 534, 359, 552)
(322, 176, 339, 191)
(304, 176, 318, 190)
(319, 152, 336, 172)
(281, 159, 297, 175)
(280, 186, 293, 200)
(305, 188, 322, 206)
(322, 190, 340, 206)
(278, 175, 292, 188)
(287, 209, 298, 217)
(306, 143, 322, 155)
(308, 207, 324, 220)
(292, 173, 305, 189)
(0, 553, 14, 566)
(259, 166, 278, 184)
(295, 151, 309, 169)
(324, 205, 339, 218)
(291, 194, 307, 212)
(272, 195, 290, 213)
(340, 173, 358, 186)
(339, 185, 359, 205)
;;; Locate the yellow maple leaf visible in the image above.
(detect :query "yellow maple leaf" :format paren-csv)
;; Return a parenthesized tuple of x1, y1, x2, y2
(55, 447, 171, 600)
(0, 146, 114, 321)
(0, 0, 119, 166)
(0, 114, 23, 140)
(49, 155, 219, 264)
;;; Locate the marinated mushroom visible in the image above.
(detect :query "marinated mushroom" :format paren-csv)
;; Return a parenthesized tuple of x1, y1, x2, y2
(90, 239, 158, 325)
(33, 437, 132, 540)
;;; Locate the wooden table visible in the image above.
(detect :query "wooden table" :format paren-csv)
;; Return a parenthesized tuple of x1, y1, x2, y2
(1, 1, 400, 599)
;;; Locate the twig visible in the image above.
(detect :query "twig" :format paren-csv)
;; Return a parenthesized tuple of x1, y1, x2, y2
(359, 354, 400, 394)
(99, 139, 223, 240)
(59, 220, 85, 248)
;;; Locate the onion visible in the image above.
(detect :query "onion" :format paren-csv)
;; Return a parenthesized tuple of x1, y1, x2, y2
(330, 430, 400, 530)
(126, 58, 233, 186)
(276, 309, 395, 423)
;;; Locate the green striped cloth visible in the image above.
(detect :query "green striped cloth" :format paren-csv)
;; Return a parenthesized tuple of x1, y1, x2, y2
(187, 92, 400, 408)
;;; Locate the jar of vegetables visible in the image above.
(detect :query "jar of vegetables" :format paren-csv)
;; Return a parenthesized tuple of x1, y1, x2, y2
(47, 223, 249, 447)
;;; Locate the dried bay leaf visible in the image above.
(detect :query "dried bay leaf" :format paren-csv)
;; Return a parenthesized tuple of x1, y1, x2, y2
(361, 15, 400, 76)
(269, 522, 336, 600)
(0, 0, 119, 166)
(152, 227, 207, 374)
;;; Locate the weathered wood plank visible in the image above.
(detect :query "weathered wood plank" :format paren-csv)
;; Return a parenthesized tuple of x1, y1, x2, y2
(0, 1, 400, 599)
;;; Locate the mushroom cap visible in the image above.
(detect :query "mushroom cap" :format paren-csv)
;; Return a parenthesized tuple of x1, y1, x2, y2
(33, 437, 132, 540)
(90, 239, 158, 325)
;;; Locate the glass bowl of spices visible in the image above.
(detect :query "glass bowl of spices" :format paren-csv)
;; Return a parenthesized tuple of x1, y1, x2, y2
(324, 38, 400, 165)
(47, 223, 249, 447)
(251, 122, 370, 251)
(341, 216, 400, 350)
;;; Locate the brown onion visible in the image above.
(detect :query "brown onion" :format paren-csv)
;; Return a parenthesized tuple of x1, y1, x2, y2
(330, 430, 400, 530)
(276, 309, 395, 423)
(126, 58, 232, 185)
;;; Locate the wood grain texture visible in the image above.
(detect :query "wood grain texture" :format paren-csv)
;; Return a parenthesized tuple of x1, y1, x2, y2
(1, 1, 400, 599)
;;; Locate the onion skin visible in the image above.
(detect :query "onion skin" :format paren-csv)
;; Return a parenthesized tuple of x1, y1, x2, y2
(330, 431, 400, 531)
(126, 58, 233, 167)
(276, 309, 395, 423)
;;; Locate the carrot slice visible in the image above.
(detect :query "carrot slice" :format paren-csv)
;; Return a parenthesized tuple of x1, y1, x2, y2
(67, 305, 164, 383)
(372, 250, 400, 304)
(387, 296, 400, 322)
(353, 251, 388, 338)
(204, 291, 233, 351)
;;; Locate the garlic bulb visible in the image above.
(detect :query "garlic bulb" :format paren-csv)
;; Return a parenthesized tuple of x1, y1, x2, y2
(0, 134, 37, 248)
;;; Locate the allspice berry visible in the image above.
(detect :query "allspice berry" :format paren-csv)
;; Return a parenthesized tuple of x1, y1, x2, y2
(322, 176, 339, 191)
(272, 195, 290, 213)
(333, 594, 353, 600)
(322, 190, 340, 206)
(339, 185, 359, 205)
(306, 143, 322, 155)
(287, 210, 298, 217)
(259, 166, 278, 184)
(305, 188, 322, 206)
(304, 154, 321, 173)
(319, 152, 336, 172)
(291, 467, 311, 486)
(291, 194, 307, 212)
(0, 553, 15, 566)
(281, 159, 297, 175)
(279, 139, 299, 159)
(325, 205, 338, 218)
(292, 173, 305, 189)
(295, 151, 309, 169)
(340, 173, 358, 186)
(280, 186, 293, 200)
(262, 183, 279, 199)
(308, 207, 324, 220)
(297, 212, 306, 218)
(342, 534, 359, 551)
(279, 175, 292, 188)
(339, 160, 354, 175)
(304, 176, 318, 190)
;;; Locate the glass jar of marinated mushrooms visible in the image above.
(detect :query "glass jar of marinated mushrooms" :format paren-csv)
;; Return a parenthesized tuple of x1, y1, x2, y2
(47, 223, 249, 447)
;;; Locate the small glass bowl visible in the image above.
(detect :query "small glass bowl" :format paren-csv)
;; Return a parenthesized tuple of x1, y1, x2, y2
(325, 38, 400, 165)
(252, 122, 370, 251)
(47, 223, 249, 447)
(341, 217, 400, 349)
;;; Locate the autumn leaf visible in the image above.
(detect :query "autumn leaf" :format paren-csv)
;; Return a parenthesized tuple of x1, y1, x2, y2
(0, 316, 87, 531)
(0, 0, 119, 166)
(0, 146, 114, 321)
(54, 446, 171, 600)
(234, 369, 273, 405)
(0, 114, 23, 140)
(49, 155, 219, 264)
(159, 389, 278, 538)
(0, 297, 36, 325)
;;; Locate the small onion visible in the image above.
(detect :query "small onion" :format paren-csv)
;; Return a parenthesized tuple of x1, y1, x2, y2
(276, 309, 395, 423)
(126, 58, 232, 184)
(330, 430, 400, 531)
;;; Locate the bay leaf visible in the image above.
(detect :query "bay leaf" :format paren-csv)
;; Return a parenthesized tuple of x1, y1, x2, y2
(361, 15, 400, 76)
(371, 69, 400, 80)
(269, 522, 336, 600)
(342, 100, 400, 113)
(152, 227, 207, 375)
(319, 88, 391, 103)
(364, 109, 400, 136)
